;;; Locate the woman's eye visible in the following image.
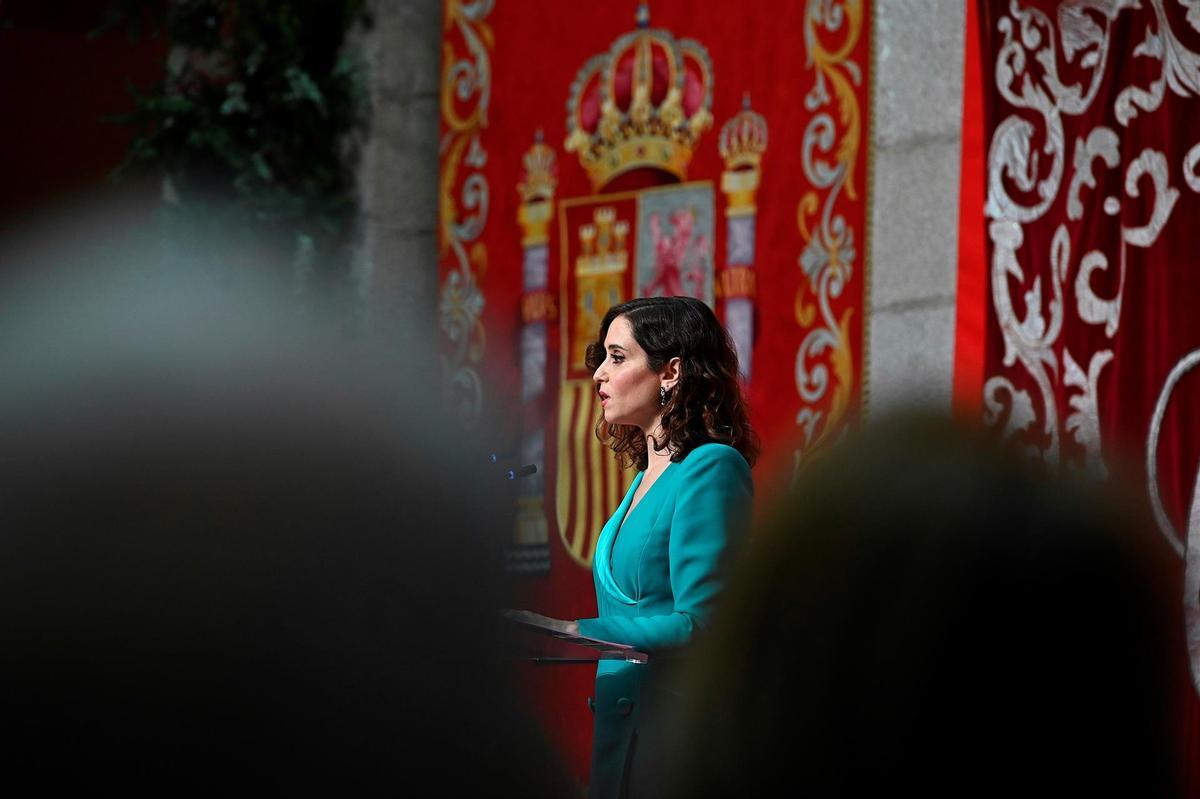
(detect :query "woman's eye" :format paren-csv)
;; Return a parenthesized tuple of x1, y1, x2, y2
(611, 355, 623, 364)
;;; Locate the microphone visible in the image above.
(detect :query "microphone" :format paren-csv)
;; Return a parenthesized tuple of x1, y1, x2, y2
(506, 463, 538, 480)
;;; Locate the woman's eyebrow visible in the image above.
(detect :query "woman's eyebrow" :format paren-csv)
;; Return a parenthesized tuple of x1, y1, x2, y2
(607, 344, 627, 353)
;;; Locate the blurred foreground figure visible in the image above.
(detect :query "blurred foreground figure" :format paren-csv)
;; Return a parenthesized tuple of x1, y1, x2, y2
(0, 198, 568, 794)
(667, 417, 1179, 797)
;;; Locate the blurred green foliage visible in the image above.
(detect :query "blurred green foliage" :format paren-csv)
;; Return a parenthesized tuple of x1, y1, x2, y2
(109, 0, 372, 282)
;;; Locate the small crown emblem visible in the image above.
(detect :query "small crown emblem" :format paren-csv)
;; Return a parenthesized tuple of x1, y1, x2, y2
(564, 3, 714, 190)
(719, 93, 768, 170)
(518, 129, 558, 204)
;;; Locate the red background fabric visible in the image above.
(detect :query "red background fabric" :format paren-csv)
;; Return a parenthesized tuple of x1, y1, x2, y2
(962, 1, 1200, 789)
(440, 0, 872, 780)
(954, 0, 987, 415)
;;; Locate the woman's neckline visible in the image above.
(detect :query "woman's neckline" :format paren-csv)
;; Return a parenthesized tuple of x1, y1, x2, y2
(619, 460, 674, 531)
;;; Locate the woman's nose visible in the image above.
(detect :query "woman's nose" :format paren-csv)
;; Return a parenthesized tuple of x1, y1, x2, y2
(593, 363, 606, 383)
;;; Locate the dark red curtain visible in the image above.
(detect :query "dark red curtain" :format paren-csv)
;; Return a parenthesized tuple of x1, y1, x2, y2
(960, 1, 1200, 789)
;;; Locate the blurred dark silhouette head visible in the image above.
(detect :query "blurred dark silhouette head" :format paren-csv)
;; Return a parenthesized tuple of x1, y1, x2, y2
(0, 196, 567, 794)
(667, 416, 1179, 797)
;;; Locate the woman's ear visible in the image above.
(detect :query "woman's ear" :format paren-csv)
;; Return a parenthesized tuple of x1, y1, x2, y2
(661, 356, 682, 391)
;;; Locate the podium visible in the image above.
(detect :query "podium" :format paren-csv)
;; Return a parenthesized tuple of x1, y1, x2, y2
(502, 609, 648, 664)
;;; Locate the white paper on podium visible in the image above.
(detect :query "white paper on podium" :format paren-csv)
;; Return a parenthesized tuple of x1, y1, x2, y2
(501, 609, 648, 663)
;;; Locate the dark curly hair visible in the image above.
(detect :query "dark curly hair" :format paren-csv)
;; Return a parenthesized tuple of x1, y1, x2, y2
(585, 296, 759, 471)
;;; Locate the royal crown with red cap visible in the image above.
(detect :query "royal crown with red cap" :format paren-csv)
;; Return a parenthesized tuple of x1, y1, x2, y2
(564, 2, 714, 190)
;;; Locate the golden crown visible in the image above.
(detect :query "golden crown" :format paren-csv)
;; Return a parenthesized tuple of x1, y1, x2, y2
(518, 129, 558, 204)
(516, 130, 558, 246)
(719, 93, 768, 170)
(564, 3, 714, 191)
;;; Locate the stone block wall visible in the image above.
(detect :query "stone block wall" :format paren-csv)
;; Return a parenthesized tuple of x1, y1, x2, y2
(359, 0, 443, 384)
(867, 2, 964, 414)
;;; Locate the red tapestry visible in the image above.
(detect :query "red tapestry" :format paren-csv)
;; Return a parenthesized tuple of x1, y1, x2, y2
(959, 0, 1200, 789)
(438, 0, 871, 779)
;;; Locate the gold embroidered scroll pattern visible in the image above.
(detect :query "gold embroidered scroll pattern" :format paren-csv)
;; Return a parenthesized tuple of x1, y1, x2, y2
(794, 0, 863, 472)
(438, 0, 495, 428)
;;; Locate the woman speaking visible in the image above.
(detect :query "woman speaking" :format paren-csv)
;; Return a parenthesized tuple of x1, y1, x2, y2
(566, 296, 757, 798)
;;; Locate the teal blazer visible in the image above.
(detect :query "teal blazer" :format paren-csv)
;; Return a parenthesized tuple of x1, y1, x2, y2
(577, 443, 753, 799)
